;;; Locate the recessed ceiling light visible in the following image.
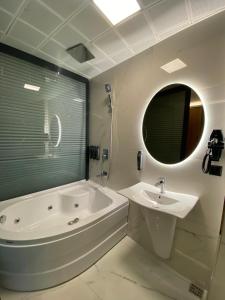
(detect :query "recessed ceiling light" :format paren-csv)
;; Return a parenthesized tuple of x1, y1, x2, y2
(93, 0, 141, 25)
(24, 83, 40, 91)
(160, 59, 187, 74)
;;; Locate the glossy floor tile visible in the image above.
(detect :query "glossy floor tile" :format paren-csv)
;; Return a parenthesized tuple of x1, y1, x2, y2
(0, 237, 200, 300)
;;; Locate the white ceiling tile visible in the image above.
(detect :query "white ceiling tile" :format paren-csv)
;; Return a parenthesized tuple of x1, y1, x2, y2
(111, 49, 133, 64)
(138, 0, 162, 8)
(53, 25, 87, 49)
(94, 30, 128, 55)
(84, 43, 108, 63)
(62, 63, 86, 77)
(35, 50, 61, 65)
(64, 59, 99, 77)
(146, 0, 189, 36)
(89, 58, 114, 71)
(63, 56, 84, 70)
(0, 0, 23, 14)
(20, 1, 62, 34)
(0, 9, 12, 32)
(117, 13, 155, 48)
(42, 0, 84, 19)
(132, 39, 154, 53)
(70, 5, 110, 40)
(2, 36, 35, 54)
(41, 40, 69, 61)
(80, 66, 99, 78)
(189, 0, 225, 21)
(9, 20, 46, 47)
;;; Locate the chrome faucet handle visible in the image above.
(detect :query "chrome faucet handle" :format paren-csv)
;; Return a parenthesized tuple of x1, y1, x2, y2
(157, 176, 165, 183)
(96, 170, 108, 178)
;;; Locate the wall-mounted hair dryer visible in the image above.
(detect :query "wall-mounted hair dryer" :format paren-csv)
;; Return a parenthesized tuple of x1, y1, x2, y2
(202, 130, 224, 176)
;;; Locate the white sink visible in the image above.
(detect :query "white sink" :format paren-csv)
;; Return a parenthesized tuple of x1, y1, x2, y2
(119, 182, 199, 259)
(119, 182, 199, 219)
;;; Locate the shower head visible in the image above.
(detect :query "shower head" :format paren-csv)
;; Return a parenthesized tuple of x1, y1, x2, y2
(105, 84, 111, 93)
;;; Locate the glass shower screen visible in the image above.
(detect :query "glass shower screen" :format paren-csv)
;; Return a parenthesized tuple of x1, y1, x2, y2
(0, 49, 88, 201)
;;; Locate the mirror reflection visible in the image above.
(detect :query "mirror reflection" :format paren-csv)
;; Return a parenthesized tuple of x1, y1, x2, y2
(142, 84, 205, 164)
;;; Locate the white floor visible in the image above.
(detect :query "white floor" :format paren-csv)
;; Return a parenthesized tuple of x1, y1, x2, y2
(0, 237, 200, 300)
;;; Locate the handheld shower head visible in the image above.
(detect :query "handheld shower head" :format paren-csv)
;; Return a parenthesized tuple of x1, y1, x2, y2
(105, 83, 111, 93)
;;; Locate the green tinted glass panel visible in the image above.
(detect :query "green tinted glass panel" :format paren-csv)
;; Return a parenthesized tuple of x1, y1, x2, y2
(0, 52, 87, 201)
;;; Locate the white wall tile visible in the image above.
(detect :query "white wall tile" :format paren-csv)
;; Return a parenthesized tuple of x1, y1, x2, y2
(9, 20, 46, 47)
(70, 5, 110, 40)
(89, 12, 225, 289)
(20, 0, 62, 34)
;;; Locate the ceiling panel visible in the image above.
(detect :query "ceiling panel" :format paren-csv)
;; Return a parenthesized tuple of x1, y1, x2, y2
(70, 4, 110, 40)
(2, 36, 35, 54)
(117, 13, 155, 49)
(111, 49, 133, 64)
(94, 30, 128, 56)
(89, 58, 115, 72)
(41, 0, 84, 19)
(146, 0, 189, 37)
(189, 0, 225, 21)
(34, 50, 62, 66)
(41, 39, 69, 61)
(53, 25, 87, 49)
(0, 9, 12, 32)
(0, 0, 24, 14)
(85, 43, 108, 62)
(138, 0, 162, 8)
(132, 39, 154, 53)
(8, 20, 46, 47)
(0, 0, 225, 79)
(20, 0, 62, 35)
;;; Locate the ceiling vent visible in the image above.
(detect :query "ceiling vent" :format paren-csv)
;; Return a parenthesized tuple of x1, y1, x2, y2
(66, 43, 95, 63)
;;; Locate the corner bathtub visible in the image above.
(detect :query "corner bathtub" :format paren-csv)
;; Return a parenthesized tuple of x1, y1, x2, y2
(0, 180, 128, 291)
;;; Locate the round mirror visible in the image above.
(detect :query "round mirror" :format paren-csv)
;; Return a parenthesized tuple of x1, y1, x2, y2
(142, 84, 205, 164)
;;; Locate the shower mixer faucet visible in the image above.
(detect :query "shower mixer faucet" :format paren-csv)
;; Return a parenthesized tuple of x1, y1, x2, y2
(96, 170, 108, 178)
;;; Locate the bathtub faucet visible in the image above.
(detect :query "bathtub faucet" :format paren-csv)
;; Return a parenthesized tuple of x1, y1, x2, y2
(96, 170, 108, 178)
(0, 215, 6, 224)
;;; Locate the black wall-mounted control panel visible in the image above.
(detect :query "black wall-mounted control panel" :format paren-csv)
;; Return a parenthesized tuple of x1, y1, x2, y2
(89, 146, 100, 160)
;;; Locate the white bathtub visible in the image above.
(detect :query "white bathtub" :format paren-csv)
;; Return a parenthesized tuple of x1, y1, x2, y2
(0, 180, 128, 291)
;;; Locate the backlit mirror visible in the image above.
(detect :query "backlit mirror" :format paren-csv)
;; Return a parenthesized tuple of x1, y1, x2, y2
(142, 84, 205, 164)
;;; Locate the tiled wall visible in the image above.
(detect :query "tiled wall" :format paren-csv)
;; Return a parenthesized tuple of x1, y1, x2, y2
(208, 206, 225, 299)
(89, 11, 225, 291)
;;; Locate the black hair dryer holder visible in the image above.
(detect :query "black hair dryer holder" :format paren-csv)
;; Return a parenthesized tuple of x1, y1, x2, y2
(202, 130, 224, 176)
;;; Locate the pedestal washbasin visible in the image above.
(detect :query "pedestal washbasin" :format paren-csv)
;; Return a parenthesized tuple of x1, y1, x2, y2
(119, 182, 199, 259)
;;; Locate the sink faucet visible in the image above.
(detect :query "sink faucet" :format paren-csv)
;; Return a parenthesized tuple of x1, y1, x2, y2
(155, 177, 165, 194)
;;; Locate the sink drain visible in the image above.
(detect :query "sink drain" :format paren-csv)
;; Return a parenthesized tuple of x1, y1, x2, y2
(68, 217, 79, 225)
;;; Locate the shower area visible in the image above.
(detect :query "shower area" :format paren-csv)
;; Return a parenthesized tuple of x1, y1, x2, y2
(0, 45, 88, 201)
